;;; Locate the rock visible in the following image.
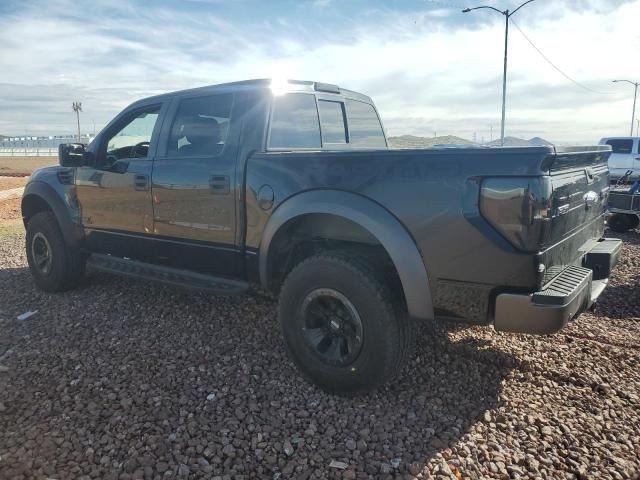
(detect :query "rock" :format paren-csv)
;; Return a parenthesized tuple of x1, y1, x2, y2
(222, 444, 236, 458)
(124, 458, 138, 473)
(283, 439, 294, 456)
(540, 426, 553, 436)
(329, 460, 349, 470)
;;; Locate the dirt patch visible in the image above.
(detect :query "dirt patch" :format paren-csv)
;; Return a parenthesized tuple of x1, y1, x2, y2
(0, 198, 22, 222)
(0, 177, 28, 191)
(0, 156, 56, 175)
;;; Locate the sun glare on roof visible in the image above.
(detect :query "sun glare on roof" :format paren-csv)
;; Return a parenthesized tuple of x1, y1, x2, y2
(270, 77, 290, 96)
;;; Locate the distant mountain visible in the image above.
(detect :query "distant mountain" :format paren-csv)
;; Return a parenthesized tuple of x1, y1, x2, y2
(528, 136, 554, 146)
(485, 136, 554, 147)
(388, 135, 475, 149)
(389, 134, 554, 149)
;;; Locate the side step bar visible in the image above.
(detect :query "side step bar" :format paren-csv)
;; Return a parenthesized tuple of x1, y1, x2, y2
(87, 254, 249, 296)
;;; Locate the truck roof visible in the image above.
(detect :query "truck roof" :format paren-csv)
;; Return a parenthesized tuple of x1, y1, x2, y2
(600, 136, 640, 141)
(129, 79, 374, 108)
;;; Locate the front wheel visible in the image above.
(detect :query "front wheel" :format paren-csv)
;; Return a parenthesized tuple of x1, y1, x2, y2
(26, 211, 85, 292)
(278, 252, 412, 395)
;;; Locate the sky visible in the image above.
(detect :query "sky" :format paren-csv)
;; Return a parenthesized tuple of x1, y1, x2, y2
(0, 0, 639, 144)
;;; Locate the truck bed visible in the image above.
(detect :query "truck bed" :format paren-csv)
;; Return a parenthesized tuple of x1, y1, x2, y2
(246, 145, 611, 323)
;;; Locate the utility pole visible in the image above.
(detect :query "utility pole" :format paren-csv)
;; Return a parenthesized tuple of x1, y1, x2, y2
(463, 0, 537, 146)
(612, 80, 638, 136)
(636, 118, 639, 137)
(489, 124, 493, 142)
(72, 101, 82, 142)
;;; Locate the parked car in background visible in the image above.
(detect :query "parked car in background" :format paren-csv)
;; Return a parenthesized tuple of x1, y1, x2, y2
(599, 137, 640, 182)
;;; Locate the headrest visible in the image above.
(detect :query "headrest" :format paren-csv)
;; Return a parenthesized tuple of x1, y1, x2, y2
(179, 115, 220, 145)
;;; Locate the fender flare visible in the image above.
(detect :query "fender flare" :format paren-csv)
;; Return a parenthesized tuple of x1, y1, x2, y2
(21, 181, 82, 247)
(259, 190, 434, 320)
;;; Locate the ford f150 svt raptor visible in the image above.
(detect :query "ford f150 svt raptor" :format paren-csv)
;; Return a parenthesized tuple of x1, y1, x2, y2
(22, 79, 621, 394)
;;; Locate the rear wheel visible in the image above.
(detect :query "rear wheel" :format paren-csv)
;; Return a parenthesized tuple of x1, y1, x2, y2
(627, 214, 640, 230)
(607, 213, 631, 233)
(278, 252, 412, 395)
(26, 211, 85, 292)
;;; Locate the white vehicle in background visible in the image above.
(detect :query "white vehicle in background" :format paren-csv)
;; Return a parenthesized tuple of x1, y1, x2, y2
(598, 137, 640, 182)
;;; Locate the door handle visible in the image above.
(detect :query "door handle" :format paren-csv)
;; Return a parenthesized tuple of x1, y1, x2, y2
(134, 174, 149, 191)
(209, 175, 230, 194)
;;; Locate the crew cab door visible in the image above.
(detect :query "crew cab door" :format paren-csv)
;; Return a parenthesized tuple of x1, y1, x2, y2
(150, 92, 242, 277)
(75, 103, 165, 259)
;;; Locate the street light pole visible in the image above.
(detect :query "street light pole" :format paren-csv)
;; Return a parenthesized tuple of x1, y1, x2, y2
(613, 80, 639, 136)
(500, 10, 509, 147)
(463, 0, 537, 146)
(72, 101, 82, 142)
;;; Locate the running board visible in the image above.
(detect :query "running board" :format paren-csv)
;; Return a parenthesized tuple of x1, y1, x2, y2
(87, 254, 249, 295)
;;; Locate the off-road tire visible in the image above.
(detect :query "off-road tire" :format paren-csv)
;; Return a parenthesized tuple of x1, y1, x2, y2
(26, 211, 85, 292)
(278, 251, 413, 395)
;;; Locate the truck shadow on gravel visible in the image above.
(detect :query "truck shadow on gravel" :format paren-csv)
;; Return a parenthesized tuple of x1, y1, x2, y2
(1, 268, 518, 477)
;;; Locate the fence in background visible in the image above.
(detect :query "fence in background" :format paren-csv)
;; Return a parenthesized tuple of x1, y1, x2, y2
(0, 148, 58, 157)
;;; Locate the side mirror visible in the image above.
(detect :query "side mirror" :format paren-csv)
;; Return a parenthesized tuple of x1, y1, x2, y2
(59, 143, 86, 167)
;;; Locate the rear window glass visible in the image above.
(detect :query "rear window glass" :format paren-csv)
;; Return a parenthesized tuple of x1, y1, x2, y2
(318, 100, 347, 144)
(269, 93, 321, 149)
(605, 139, 633, 154)
(346, 99, 386, 148)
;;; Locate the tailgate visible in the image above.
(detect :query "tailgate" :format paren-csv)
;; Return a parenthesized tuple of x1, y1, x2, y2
(540, 146, 611, 284)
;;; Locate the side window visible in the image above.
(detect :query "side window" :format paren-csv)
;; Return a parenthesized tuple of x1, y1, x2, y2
(167, 93, 233, 157)
(318, 100, 347, 144)
(101, 107, 160, 169)
(269, 93, 321, 149)
(605, 139, 633, 154)
(345, 99, 386, 148)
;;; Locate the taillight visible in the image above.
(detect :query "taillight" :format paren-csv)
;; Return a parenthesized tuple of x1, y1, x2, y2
(479, 177, 552, 252)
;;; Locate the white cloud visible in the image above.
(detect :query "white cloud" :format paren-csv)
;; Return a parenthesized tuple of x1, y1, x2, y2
(0, 0, 639, 143)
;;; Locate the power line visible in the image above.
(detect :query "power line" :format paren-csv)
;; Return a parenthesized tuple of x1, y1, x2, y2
(510, 19, 614, 95)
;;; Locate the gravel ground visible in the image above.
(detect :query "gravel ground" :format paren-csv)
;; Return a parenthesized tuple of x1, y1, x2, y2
(0, 227, 639, 480)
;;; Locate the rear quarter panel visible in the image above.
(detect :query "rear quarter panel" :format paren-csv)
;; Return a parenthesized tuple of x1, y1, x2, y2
(246, 147, 555, 321)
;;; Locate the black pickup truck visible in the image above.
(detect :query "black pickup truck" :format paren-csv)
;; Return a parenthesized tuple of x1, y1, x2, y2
(22, 79, 621, 394)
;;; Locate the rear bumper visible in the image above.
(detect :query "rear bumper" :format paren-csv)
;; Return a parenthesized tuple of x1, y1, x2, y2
(494, 238, 622, 335)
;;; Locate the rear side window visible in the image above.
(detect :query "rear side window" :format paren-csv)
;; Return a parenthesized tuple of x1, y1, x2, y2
(605, 139, 633, 154)
(269, 93, 321, 149)
(346, 99, 386, 148)
(167, 93, 233, 157)
(318, 100, 347, 144)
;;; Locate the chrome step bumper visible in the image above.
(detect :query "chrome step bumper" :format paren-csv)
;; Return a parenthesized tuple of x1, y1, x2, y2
(493, 239, 622, 335)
